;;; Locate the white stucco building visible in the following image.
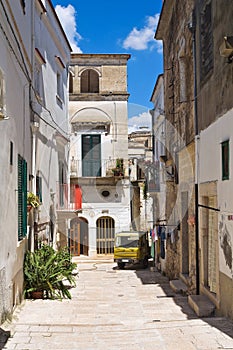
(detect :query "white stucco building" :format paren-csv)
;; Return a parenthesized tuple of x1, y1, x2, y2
(68, 54, 131, 257)
(32, 0, 71, 250)
(0, 0, 71, 323)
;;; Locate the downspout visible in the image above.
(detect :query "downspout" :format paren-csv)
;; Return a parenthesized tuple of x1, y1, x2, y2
(189, 9, 200, 295)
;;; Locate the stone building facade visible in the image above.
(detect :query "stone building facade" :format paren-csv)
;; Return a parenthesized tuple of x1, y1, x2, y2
(194, 0, 233, 319)
(155, 0, 233, 320)
(155, 0, 196, 290)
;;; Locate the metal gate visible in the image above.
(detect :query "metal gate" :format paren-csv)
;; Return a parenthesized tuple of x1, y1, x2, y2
(96, 217, 115, 254)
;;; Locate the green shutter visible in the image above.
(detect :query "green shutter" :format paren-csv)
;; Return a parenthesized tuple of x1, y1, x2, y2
(82, 135, 101, 176)
(18, 155, 27, 240)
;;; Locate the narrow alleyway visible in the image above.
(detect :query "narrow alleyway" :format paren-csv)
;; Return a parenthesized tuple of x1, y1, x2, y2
(1, 260, 233, 350)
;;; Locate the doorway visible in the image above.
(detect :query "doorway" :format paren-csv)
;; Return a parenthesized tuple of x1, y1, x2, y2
(181, 191, 189, 274)
(70, 218, 88, 256)
(96, 217, 115, 254)
(202, 196, 218, 294)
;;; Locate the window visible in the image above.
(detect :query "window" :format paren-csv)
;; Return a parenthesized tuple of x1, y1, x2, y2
(10, 141, 13, 165)
(69, 72, 73, 93)
(200, 2, 213, 80)
(59, 161, 66, 207)
(0, 68, 5, 114)
(101, 190, 110, 197)
(36, 175, 42, 202)
(35, 62, 42, 99)
(57, 72, 61, 97)
(179, 57, 187, 102)
(82, 134, 101, 176)
(81, 69, 99, 93)
(20, 0, 26, 14)
(18, 155, 27, 240)
(222, 140, 229, 180)
(34, 48, 46, 101)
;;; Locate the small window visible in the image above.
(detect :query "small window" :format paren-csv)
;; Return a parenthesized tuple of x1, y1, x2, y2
(35, 48, 46, 101)
(36, 175, 42, 202)
(35, 62, 42, 98)
(81, 69, 99, 93)
(222, 140, 229, 180)
(101, 190, 110, 197)
(10, 141, 13, 165)
(0, 68, 6, 113)
(69, 72, 73, 93)
(20, 0, 26, 14)
(57, 72, 61, 97)
(200, 2, 213, 80)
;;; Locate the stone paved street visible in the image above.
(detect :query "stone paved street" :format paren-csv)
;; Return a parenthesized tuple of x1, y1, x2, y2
(1, 260, 233, 350)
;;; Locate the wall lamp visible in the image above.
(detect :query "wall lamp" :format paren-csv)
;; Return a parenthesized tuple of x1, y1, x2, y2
(219, 36, 233, 63)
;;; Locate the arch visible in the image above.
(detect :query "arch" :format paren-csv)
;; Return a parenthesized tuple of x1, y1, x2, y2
(96, 216, 115, 254)
(80, 69, 99, 93)
(70, 217, 89, 256)
(70, 107, 112, 124)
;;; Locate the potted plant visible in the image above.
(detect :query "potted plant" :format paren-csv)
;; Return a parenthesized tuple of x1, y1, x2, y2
(27, 192, 40, 212)
(112, 158, 124, 176)
(23, 245, 77, 299)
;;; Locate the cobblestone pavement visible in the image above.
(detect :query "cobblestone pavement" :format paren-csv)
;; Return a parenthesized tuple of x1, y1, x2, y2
(1, 260, 233, 350)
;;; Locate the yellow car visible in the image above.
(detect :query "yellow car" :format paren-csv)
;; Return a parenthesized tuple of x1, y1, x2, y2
(114, 231, 150, 269)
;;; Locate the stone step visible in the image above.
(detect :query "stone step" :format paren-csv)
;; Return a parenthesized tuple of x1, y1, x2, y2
(170, 279, 188, 295)
(188, 294, 215, 317)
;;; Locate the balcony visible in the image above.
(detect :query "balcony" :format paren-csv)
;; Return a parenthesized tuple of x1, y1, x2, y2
(56, 183, 82, 218)
(70, 157, 127, 178)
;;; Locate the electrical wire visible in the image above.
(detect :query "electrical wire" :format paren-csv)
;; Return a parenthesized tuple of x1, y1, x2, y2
(0, 0, 70, 138)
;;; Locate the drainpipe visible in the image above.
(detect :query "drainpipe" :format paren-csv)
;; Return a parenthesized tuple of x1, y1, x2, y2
(30, 121, 39, 252)
(189, 9, 200, 295)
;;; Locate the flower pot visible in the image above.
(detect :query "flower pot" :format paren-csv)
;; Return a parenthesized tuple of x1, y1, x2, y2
(31, 291, 43, 299)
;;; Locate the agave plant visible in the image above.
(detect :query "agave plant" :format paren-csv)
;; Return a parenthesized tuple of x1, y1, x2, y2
(27, 192, 40, 208)
(23, 245, 77, 299)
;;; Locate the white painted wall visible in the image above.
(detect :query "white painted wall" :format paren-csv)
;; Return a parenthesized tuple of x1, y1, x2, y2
(199, 108, 233, 278)
(0, 0, 71, 322)
(0, 0, 32, 321)
(69, 65, 131, 255)
(33, 0, 70, 246)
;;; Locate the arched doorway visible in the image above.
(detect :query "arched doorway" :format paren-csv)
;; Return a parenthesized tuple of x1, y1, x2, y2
(96, 217, 115, 254)
(70, 218, 88, 256)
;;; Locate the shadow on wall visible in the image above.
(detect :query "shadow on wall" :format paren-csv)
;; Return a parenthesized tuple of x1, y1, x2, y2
(0, 328, 10, 349)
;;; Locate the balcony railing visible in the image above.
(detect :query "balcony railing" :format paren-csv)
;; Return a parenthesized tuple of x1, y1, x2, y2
(70, 158, 126, 177)
(57, 183, 82, 210)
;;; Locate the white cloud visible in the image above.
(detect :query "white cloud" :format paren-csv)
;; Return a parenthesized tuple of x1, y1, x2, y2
(128, 111, 152, 133)
(122, 13, 162, 53)
(55, 4, 82, 53)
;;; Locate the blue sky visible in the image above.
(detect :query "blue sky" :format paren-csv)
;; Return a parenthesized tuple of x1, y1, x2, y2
(52, 0, 163, 131)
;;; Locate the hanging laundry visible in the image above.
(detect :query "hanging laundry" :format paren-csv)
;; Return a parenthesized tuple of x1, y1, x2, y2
(160, 225, 166, 259)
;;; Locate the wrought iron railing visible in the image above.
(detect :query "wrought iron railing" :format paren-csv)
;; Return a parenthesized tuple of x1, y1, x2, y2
(70, 158, 126, 177)
(56, 183, 82, 210)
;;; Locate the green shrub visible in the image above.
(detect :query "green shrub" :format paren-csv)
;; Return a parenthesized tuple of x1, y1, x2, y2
(23, 245, 77, 299)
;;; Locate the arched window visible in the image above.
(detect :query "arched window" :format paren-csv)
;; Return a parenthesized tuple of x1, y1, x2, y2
(80, 69, 99, 93)
(69, 72, 73, 93)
